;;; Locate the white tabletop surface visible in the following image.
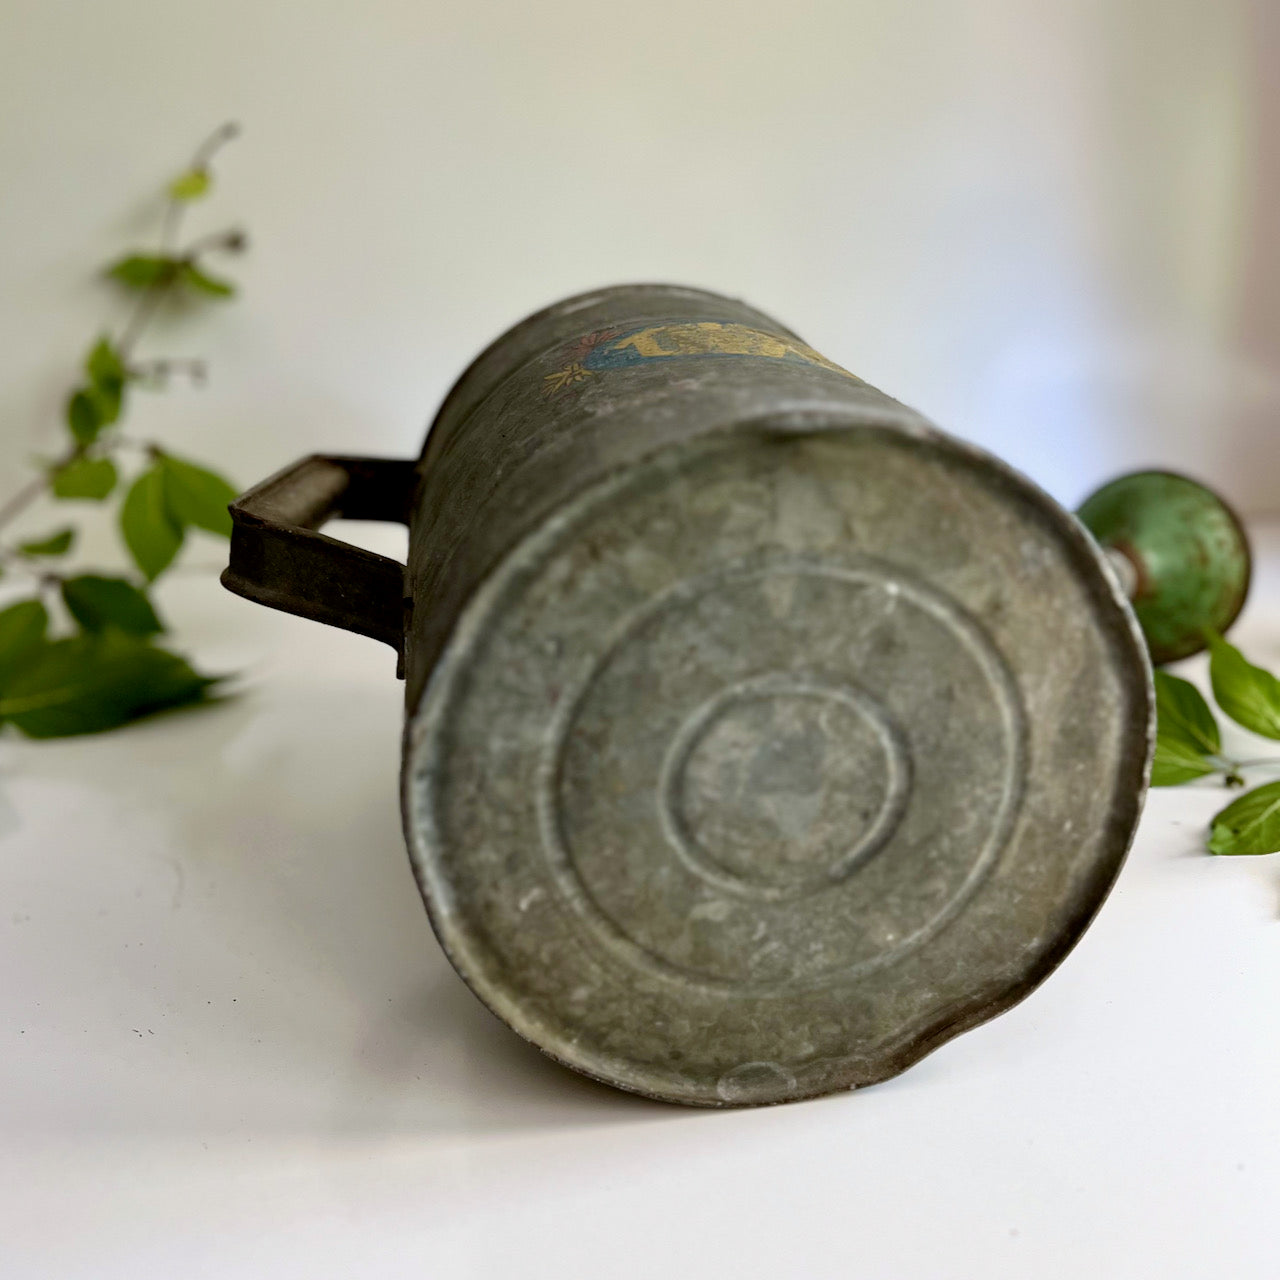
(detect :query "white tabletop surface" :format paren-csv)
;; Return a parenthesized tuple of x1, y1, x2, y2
(3, 520, 1279, 1280)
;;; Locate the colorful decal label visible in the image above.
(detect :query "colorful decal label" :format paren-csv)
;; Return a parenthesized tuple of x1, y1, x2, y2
(543, 321, 853, 395)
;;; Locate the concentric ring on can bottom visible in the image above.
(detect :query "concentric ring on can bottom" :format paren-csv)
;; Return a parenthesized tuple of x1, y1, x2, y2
(403, 421, 1151, 1106)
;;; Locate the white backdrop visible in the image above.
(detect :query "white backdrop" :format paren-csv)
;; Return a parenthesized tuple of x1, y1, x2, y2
(1, 0, 1276, 528)
(4, 7, 1280, 1277)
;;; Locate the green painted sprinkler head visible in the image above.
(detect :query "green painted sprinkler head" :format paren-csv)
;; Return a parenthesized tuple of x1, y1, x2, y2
(1077, 471, 1251, 665)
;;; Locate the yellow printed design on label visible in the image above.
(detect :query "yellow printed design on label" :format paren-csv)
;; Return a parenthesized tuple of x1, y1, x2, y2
(543, 322, 856, 394)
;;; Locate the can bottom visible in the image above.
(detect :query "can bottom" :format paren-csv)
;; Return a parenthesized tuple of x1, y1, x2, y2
(403, 421, 1149, 1105)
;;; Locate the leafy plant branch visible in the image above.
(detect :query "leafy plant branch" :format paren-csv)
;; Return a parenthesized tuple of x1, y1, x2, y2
(0, 126, 247, 738)
(1152, 631, 1280, 855)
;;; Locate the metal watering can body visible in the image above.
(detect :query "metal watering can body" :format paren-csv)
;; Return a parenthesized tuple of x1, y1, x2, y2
(224, 284, 1248, 1107)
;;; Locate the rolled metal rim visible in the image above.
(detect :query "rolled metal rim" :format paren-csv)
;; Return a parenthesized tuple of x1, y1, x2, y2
(401, 412, 1153, 1107)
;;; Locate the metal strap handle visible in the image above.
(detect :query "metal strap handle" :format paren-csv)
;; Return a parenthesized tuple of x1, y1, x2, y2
(221, 455, 417, 664)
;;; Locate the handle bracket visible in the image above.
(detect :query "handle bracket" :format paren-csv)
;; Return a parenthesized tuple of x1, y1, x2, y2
(222, 455, 417, 667)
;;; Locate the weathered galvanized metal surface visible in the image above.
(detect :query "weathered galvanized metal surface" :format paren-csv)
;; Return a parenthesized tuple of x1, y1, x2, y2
(226, 284, 1154, 1107)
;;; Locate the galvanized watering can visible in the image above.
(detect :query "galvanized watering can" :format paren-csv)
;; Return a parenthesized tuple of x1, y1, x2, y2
(223, 285, 1250, 1107)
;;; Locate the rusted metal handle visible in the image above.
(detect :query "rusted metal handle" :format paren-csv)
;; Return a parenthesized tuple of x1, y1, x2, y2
(221, 454, 417, 663)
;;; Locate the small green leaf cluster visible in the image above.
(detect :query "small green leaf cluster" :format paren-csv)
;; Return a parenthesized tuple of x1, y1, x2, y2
(0, 598, 218, 738)
(1152, 633, 1280, 856)
(0, 126, 244, 740)
(66, 338, 127, 447)
(106, 253, 236, 299)
(121, 452, 236, 581)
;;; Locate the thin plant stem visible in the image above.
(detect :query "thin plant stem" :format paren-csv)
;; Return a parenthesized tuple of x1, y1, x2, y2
(0, 123, 239, 544)
(0, 472, 59, 535)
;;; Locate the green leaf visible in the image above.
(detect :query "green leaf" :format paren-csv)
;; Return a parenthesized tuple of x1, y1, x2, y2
(66, 389, 104, 445)
(106, 254, 179, 290)
(168, 168, 210, 201)
(1208, 632, 1280, 740)
(51, 455, 117, 501)
(91, 379, 122, 425)
(1208, 779, 1280, 855)
(1150, 671, 1221, 786)
(66, 382, 123, 445)
(61, 575, 163, 636)
(0, 631, 220, 738)
(19, 527, 75, 557)
(66, 337, 127, 446)
(85, 336, 126, 391)
(1151, 734, 1218, 787)
(180, 261, 235, 298)
(159, 453, 236, 537)
(0, 599, 49, 679)
(1154, 670, 1220, 754)
(120, 467, 183, 580)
